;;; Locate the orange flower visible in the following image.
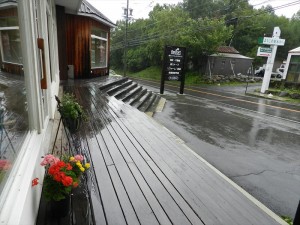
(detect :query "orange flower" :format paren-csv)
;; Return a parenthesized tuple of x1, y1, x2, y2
(73, 182, 79, 188)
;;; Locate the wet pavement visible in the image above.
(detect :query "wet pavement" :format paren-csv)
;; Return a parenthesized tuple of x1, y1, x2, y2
(132, 78, 300, 219)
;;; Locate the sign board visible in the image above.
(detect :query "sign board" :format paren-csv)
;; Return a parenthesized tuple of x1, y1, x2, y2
(162, 46, 186, 81)
(160, 45, 186, 94)
(258, 37, 285, 46)
(257, 47, 272, 57)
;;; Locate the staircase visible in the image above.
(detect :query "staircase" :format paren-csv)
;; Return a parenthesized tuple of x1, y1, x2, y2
(99, 77, 165, 115)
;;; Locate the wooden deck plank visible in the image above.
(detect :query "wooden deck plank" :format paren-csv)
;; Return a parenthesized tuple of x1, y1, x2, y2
(88, 87, 209, 225)
(90, 117, 160, 225)
(76, 132, 106, 225)
(85, 130, 127, 225)
(108, 165, 140, 225)
(103, 122, 196, 225)
(51, 84, 284, 225)
(71, 86, 127, 225)
(75, 87, 159, 225)
(119, 107, 276, 224)
(113, 101, 278, 222)
(105, 96, 280, 225)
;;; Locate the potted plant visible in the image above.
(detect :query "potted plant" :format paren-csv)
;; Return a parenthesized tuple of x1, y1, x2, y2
(55, 93, 87, 133)
(37, 153, 90, 217)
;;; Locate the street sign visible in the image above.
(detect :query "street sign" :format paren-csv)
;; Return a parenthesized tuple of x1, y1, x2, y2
(257, 47, 272, 57)
(160, 45, 186, 94)
(162, 46, 186, 81)
(258, 37, 285, 46)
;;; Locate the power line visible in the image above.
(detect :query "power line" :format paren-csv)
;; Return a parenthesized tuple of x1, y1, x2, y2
(111, 0, 300, 51)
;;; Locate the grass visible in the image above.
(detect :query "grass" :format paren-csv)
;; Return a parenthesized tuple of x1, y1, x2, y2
(120, 66, 248, 87)
(281, 215, 293, 225)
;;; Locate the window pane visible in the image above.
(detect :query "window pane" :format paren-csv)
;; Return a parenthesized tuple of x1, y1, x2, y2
(1, 29, 22, 64)
(91, 38, 107, 68)
(0, 5, 29, 196)
(290, 55, 300, 63)
(91, 27, 107, 39)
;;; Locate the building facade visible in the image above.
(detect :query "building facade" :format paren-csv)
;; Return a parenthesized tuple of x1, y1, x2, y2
(283, 47, 300, 83)
(206, 46, 253, 77)
(0, 1, 113, 224)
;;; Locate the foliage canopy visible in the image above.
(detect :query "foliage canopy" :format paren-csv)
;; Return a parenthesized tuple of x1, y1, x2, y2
(110, 0, 300, 74)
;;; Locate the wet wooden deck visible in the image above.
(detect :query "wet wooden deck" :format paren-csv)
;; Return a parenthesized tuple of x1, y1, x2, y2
(37, 80, 286, 225)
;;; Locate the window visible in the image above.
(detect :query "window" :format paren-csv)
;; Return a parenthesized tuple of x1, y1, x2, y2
(0, 16, 22, 64)
(286, 55, 300, 82)
(91, 28, 107, 68)
(0, 6, 28, 196)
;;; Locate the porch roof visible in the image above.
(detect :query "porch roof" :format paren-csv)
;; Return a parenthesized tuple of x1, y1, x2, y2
(78, 0, 116, 28)
(289, 47, 300, 53)
(210, 52, 253, 60)
(55, 0, 83, 12)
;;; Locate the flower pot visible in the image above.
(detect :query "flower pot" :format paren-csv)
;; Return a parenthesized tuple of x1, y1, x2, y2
(64, 117, 81, 133)
(50, 195, 70, 218)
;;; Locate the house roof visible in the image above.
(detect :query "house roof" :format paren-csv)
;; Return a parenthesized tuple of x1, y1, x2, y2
(289, 47, 300, 53)
(210, 53, 253, 60)
(78, 0, 116, 28)
(217, 46, 240, 54)
(0, 0, 17, 8)
(56, 0, 83, 12)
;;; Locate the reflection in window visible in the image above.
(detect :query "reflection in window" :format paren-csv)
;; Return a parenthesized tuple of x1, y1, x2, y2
(0, 29, 22, 64)
(0, 6, 28, 196)
(91, 28, 107, 68)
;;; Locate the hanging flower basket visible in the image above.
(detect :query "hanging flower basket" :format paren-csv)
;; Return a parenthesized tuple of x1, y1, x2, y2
(55, 94, 87, 133)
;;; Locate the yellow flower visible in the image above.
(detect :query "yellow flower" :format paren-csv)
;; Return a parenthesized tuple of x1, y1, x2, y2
(80, 167, 85, 172)
(69, 157, 75, 162)
(76, 162, 82, 167)
(85, 163, 90, 169)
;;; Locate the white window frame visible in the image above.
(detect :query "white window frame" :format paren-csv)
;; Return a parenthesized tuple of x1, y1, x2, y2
(0, 26, 23, 65)
(0, 0, 57, 224)
(91, 33, 108, 69)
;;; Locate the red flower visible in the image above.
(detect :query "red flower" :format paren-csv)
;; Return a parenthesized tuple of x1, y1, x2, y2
(57, 161, 66, 168)
(48, 165, 59, 175)
(32, 178, 39, 187)
(66, 163, 72, 171)
(61, 176, 73, 187)
(53, 172, 66, 182)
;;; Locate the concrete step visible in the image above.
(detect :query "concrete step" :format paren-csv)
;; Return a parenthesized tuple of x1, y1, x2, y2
(122, 86, 143, 103)
(138, 92, 158, 112)
(114, 83, 138, 99)
(106, 80, 133, 96)
(135, 91, 152, 110)
(129, 88, 147, 106)
(99, 77, 128, 91)
(98, 77, 166, 116)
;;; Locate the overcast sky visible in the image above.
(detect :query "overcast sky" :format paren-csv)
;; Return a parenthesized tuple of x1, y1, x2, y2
(87, 0, 300, 23)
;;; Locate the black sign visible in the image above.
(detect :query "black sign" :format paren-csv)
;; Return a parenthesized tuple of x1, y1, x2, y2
(163, 46, 186, 81)
(160, 46, 186, 94)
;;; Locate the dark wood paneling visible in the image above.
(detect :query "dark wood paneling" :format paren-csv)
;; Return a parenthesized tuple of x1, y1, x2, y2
(66, 15, 91, 79)
(56, 6, 68, 80)
(0, 7, 18, 17)
(1, 63, 23, 75)
(65, 16, 111, 79)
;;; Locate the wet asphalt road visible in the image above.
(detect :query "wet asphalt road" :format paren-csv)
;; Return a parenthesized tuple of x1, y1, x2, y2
(133, 78, 300, 219)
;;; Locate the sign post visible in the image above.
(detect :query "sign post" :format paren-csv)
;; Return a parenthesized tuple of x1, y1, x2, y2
(257, 27, 285, 93)
(160, 46, 186, 94)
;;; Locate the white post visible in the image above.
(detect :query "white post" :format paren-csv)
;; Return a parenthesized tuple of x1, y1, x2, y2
(260, 27, 281, 93)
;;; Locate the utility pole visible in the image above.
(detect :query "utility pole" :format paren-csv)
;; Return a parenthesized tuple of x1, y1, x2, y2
(123, 0, 129, 76)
